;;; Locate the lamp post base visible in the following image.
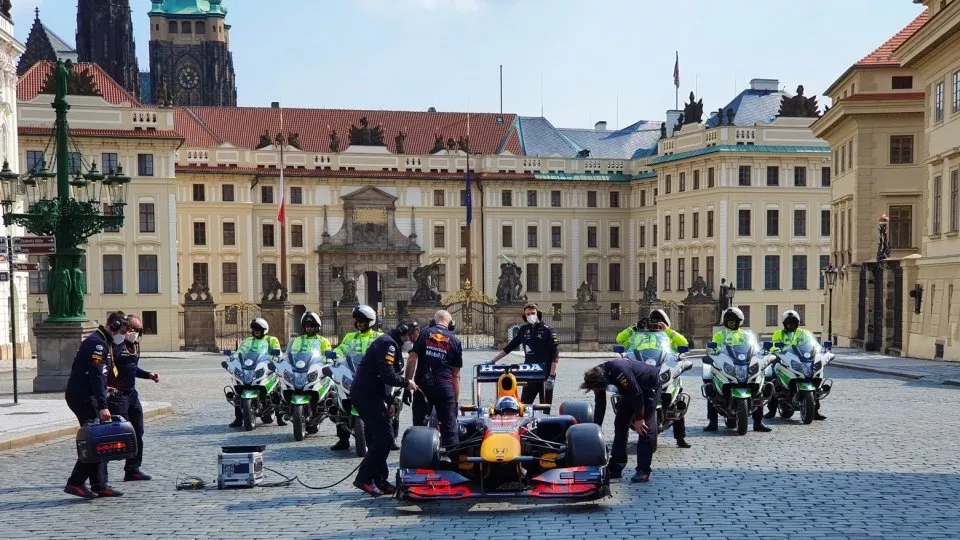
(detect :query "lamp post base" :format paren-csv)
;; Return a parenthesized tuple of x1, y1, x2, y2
(32, 320, 97, 393)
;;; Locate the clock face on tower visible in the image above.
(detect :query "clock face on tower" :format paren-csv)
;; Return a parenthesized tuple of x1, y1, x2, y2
(177, 66, 199, 90)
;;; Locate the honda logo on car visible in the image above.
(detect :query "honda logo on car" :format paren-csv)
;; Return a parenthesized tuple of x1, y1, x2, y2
(478, 364, 544, 373)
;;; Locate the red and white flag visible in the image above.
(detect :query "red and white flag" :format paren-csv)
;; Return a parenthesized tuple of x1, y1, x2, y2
(673, 51, 679, 89)
(277, 107, 286, 227)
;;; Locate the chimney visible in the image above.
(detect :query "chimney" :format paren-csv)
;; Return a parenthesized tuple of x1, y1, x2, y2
(270, 101, 280, 109)
(594, 121, 607, 132)
(749, 79, 779, 92)
(665, 109, 682, 136)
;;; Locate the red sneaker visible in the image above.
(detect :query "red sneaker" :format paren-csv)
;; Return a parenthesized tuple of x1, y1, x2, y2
(94, 486, 124, 497)
(64, 484, 96, 499)
(352, 479, 383, 497)
(376, 481, 396, 495)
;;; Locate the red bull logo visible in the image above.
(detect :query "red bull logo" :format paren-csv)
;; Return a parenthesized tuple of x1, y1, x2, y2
(96, 441, 127, 453)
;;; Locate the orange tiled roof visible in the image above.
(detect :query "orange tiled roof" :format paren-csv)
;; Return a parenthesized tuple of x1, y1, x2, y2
(19, 126, 184, 140)
(17, 61, 143, 106)
(175, 165, 535, 181)
(855, 10, 930, 67)
(174, 106, 523, 155)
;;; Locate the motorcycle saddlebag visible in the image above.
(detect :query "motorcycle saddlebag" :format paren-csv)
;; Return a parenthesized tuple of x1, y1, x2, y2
(76, 416, 139, 464)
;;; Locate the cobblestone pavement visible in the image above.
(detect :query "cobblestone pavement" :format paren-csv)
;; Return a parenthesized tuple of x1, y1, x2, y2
(1, 351, 959, 539)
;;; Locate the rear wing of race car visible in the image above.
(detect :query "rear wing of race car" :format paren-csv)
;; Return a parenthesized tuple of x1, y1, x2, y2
(474, 363, 547, 383)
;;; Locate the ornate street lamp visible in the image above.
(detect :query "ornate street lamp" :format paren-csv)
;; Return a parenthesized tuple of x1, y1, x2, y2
(823, 265, 838, 343)
(0, 60, 126, 322)
(877, 213, 890, 263)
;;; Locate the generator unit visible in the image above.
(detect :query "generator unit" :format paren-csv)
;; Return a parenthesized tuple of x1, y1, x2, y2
(76, 416, 139, 464)
(217, 445, 265, 489)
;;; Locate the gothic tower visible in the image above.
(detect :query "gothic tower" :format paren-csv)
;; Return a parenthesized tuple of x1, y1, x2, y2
(148, 0, 237, 107)
(76, 0, 140, 95)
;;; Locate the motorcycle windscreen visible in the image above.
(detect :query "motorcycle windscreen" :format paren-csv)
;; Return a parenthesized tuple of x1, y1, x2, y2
(792, 341, 821, 360)
(239, 349, 264, 370)
(725, 344, 757, 365)
(289, 351, 319, 373)
(628, 332, 673, 366)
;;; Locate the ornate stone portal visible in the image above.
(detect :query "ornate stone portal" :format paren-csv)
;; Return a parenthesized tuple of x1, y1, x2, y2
(317, 186, 422, 315)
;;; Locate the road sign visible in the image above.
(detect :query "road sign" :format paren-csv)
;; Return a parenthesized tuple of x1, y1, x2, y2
(12, 236, 55, 254)
(0, 272, 8, 282)
(11, 262, 39, 272)
(0, 241, 7, 254)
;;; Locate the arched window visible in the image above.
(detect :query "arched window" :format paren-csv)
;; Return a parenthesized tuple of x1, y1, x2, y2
(168, 20, 178, 33)
(195, 21, 205, 34)
(181, 21, 192, 33)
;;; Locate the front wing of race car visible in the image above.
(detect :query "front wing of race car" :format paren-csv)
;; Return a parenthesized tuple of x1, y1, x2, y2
(396, 466, 608, 500)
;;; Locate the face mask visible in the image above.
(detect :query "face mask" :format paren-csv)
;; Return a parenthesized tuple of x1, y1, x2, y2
(125, 332, 140, 343)
(526, 314, 538, 325)
(112, 333, 126, 345)
(402, 340, 414, 352)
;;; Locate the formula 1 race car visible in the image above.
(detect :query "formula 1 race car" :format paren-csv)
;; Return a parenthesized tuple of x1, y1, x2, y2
(396, 363, 609, 500)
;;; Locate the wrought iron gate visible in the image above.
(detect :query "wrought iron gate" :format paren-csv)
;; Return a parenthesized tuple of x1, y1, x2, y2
(215, 302, 262, 351)
(892, 263, 904, 350)
(443, 280, 496, 349)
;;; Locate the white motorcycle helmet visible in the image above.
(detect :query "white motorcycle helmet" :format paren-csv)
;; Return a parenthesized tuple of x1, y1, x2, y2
(250, 317, 269, 335)
(352, 304, 377, 329)
(649, 308, 671, 328)
(301, 311, 322, 334)
(721, 307, 744, 326)
(781, 309, 801, 326)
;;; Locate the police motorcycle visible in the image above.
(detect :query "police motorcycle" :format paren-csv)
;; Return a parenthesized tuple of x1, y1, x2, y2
(700, 331, 775, 436)
(221, 341, 283, 431)
(611, 328, 694, 440)
(270, 344, 334, 441)
(321, 350, 367, 457)
(767, 338, 835, 424)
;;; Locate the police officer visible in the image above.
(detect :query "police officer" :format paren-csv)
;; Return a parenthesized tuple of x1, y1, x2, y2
(352, 320, 420, 497)
(288, 311, 332, 355)
(106, 315, 159, 483)
(229, 318, 284, 428)
(580, 356, 660, 483)
(403, 310, 463, 446)
(488, 303, 560, 405)
(330, 305, 382, 451)
(64, 311, 129, 499)
(616, 309, 689, 353)
(704, 307, 771, 433)
(765, 310, 827, 421)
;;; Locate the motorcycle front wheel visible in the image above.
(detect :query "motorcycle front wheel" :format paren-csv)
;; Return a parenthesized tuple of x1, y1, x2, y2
(292, 405, 305, 441)
(735, 398, 749, 436)
(241, 398, 256, 432)
(799, 391, 815, 425)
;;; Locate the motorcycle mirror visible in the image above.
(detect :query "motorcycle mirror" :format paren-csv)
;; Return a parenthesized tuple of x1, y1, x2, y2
(612, 345, 625, 354)
(322, 366, 333, 378)
(775, 342, 785, 350)
(701, 356, 714, 365)
(220, 360, 228, 370)
(222, 350, 232, 356)
(706, 341, 717, 350)
(267, 362, 276, 372)
(325, 350, 337, 360)
(677, 345, 689, 354)
(823, 340, 833, 350)
(762, 341, 773, 350)
(270, 348, 282, 357)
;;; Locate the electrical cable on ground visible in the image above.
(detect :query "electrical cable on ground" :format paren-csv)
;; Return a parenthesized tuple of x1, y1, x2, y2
(173, 463, 363, 492)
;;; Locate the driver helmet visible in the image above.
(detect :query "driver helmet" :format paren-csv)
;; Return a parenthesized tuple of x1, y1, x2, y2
(250, 317, 269, 336)
(301, 311, 321, 335)
(352, 305, 377, 330)
(493, 396, 521, 416)
(781, 309, 801, 331)
(648, 309, 671, 328)
(722, 307, 744, 329)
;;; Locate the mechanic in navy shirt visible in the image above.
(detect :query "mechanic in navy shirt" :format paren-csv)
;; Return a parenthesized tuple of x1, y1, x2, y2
(581, 357, 660, 484)
(106, 315, 160, 483)
(488, 303, 560, 405)
(404, 310, 463, 446)
(63, 311, 129, 499)
(352, 320, 420, 497)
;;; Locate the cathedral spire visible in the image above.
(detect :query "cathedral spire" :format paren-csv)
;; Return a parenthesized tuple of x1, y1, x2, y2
(16, 8, 58, 76)
(76, 0, 140, 95)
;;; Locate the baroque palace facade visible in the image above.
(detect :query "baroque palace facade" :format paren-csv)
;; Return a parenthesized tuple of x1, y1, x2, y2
(813, 0, 960, 361)
(16, 61, 834, 350)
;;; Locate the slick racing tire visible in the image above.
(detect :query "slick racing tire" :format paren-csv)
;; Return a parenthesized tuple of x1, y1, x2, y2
(735, 398, 749, 436)
(292, 405, 305, 441)
(399, 426, 441, 469)
(566, 423, 607, 467)
(354, 418, 367, 458)
(241, 398, 255, 432)
(799, 391, 815, 425)
(558, 401, 595, 425)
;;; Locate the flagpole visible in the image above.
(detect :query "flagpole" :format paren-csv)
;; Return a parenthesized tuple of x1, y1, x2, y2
(278, 105, 288, 290)
(465, 110, 472, 290)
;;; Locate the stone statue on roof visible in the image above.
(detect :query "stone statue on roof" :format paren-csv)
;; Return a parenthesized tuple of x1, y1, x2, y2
(682, 91, 703, 124)
(726, 108, 736, 125)
(715, 107, 725, 125)
(348, 117, 386, 146)
(673, 113, 684, 134)
(329, 129, 340, 152)
(777, 85, 821, 118)
(395, 130, 406, 154)
(431, 134, 445, 153)
(446, 137, 456, 150)
(457, 135, 470, 153)
(659, 122, 667, 140)
(288, 132, 301, 150)
(257, 130, 271, 149)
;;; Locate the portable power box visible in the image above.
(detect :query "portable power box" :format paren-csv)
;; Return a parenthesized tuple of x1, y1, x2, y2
(218, 445, 265, 489)
(76, 416, 139, 464)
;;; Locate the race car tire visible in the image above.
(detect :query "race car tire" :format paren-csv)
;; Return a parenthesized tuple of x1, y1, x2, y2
(565, 423, 607, 467)
(399, 426, 441, 469)
(558, 401, 594, 425)
(535, 416, 576, 443)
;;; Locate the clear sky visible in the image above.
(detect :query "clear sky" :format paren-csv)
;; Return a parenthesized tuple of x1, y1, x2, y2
(13, 0, 925, 129)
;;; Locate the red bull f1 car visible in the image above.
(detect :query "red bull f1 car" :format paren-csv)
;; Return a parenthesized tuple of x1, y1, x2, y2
(396, 363, 609, 500)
